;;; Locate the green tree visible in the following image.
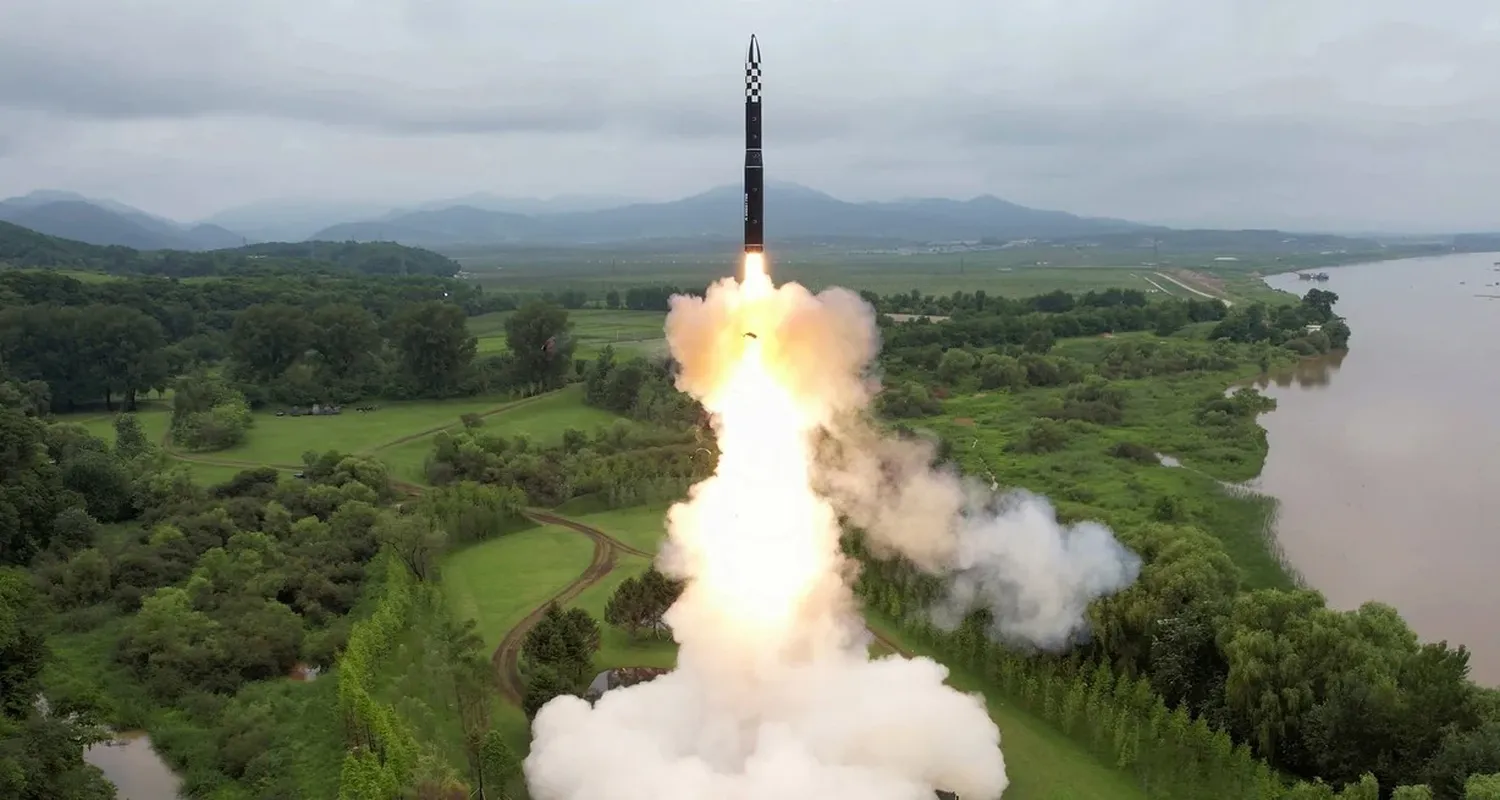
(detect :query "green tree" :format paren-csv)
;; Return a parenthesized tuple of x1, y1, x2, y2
(229, 303, 314, 383)
(522, 664, 569, 720)
(376, 512, 448, 582)
(0, 401, 73, 565)
(523, 603, 601, 687)
(1468, 773, 1500, 800)
(976, 353, 1025, 390)
(112, 413, 150, 458)
(60, 450, 134, 522)
(604, 567, 682, 639)
(50, 508, 101, 552)
(1023, 328, 1055, 354)
(310, 303, 381, 380)
(937, 348, 976, 383)
(480, 728, 520, 798)
(505, 300, 575, 391)
(390, 301, 477, 396)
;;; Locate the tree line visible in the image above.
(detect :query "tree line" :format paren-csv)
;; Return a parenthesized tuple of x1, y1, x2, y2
(874, 287, 1346, 354)
(0, 269, 533, 412)
(831, 289, 1500, 796)
(425, 420, 711, 510)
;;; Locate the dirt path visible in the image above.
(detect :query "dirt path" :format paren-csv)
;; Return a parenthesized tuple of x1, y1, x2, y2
(166, 410, 910, 702)
(491, 520, 617, 704)
(513, 513, 920, 677)
(1154, 271, 1235, 306)
(525, 509, 652, 559)
(490, 510, 657, 703)
(1133, 272, 1174, 296)
(365, 390, 558, 455)
(157, 398, 914, 700)
(157, 389, 561, 475)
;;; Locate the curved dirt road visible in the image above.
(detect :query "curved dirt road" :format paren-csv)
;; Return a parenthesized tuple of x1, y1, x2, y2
(496, 512, 917, 688)
(491, 520, 616, 704)
(491, 510, 663, 704)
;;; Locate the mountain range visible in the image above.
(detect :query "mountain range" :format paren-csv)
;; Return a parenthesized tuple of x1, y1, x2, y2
(310, 182, 1150, 248)
(0, 190, 245, 251)
(0, 184, 1152, 252)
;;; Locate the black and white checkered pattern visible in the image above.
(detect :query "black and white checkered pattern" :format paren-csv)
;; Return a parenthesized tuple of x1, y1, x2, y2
(746, 64, 762, 102)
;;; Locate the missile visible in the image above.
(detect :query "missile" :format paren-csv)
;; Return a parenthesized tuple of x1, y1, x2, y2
(744, 34, 764, 255)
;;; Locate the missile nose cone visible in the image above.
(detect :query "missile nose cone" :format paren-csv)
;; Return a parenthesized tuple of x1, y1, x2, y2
(748, 34, 761, 64)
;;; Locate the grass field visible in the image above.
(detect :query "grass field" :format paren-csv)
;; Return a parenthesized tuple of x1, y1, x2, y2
(218, 394, 527, 468)
(54, 384, 626, 492)
(456, 246, 1378, 302)
(439, 525, 605, 764)
(58, 401, 256, 485)
(472, 263, 1178, 299)
(469, 308, 669, 360)
(376, 385, 623, 484)
(66, 401, 173, 445)
(570, 504, 672, 554)
(566, 552, 678, 671)
(442, 525, 598, 649)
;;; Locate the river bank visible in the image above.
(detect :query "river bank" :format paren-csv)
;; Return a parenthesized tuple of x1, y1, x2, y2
(1251, 251, 1500, 684)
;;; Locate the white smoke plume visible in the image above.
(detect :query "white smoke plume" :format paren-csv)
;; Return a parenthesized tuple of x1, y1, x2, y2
(811, 423, 1143, 650)
(524, 264, 1135, 800)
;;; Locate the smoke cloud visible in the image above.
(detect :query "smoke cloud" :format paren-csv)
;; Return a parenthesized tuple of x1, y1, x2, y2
(524, 265, 1137, 800)
(812, 422, 1142, 650)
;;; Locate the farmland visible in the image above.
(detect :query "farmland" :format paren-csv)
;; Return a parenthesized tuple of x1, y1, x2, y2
(469, 307, 669, 360)
(454, 244, 1382, 303)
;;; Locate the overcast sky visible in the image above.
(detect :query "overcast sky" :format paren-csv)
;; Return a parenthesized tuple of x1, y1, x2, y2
(2, 0, 1498, 231)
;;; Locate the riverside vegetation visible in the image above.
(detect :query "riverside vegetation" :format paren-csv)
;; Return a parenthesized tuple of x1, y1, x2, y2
(1, 228, 1497, 798)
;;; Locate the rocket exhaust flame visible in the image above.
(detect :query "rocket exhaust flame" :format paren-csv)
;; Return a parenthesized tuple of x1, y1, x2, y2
(524, 264, 1010, 800)
(521, 38, 1141, 800)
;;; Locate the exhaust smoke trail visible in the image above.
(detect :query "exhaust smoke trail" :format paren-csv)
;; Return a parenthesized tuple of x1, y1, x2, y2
(811, 426, 1142, 650)
(524, 255, 1138, 799)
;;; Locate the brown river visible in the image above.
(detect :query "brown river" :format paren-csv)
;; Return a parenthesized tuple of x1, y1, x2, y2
(1253, 252, 1500, 685)
(83, 730, 182, 799)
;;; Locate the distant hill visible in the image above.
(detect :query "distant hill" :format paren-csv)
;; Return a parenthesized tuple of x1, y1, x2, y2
(0, 218, 459, 278)
(227, 241, 461, 277)
(310, 182, 1151, 248)
(199, 199, 399, 243)
(0, 219, 107, 270)
(201, 194, 654, 242)
(0, 190, 246, 251)
(400, 192, 650, 216)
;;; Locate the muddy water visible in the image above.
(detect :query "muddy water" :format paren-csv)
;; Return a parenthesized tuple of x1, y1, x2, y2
(83, 731, 182, 800)
(1251, 252, 1500, 684)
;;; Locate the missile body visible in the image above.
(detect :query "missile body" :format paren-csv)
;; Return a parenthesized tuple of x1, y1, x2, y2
(744, 34, 764, 254)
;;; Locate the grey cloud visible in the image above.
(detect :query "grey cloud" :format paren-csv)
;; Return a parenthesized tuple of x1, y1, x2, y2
(2, 0, 1499, 230)
(0, 42, 859, 144)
